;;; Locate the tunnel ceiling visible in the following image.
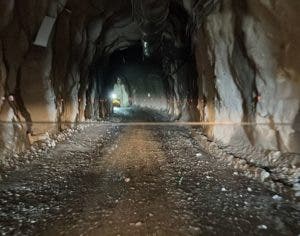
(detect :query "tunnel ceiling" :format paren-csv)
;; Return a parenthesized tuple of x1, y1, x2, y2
(92, 0, 195, 59)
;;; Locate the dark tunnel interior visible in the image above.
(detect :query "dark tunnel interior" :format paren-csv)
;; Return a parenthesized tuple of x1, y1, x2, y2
(0, 0, 299, 235)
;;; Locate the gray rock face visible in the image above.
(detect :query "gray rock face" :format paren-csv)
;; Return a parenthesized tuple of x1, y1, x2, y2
(194, 0, 300, 156)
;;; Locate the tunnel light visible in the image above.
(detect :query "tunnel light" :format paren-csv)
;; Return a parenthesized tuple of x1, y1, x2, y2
(110, 93, 117, 99)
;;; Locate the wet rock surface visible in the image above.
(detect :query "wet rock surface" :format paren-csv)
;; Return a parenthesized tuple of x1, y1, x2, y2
(0, 110, 299, 235)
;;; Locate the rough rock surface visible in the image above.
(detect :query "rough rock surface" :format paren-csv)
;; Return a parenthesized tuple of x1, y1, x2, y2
(193, 0, 300, 174)
(0, 115, 299, 235)
(0, 0, 299, 188)
(0, 0, 192, 154)
(196, 0, 300, 152)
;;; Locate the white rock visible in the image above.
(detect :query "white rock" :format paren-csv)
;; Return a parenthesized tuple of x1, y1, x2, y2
(221, 187, 227, 192)
(272, 195, 282, 201)
(178, 177, 184, 185)
(270, 151, 281, 161)
(247, 187, 252, 192)
(124, 178, 131, 183)
(196, 153, 202, 157)
(135, 222, 142, 227)
(51, 140, 56, 147)
(293, 183, 300, 191)
(227, 156, 234, 162)
(189, 226, 201, 232)
(257, 224, 268, 230)
(260, 170, 270, 182)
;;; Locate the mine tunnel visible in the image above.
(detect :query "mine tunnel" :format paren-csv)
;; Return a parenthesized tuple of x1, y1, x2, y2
(0, 0, 299, 235)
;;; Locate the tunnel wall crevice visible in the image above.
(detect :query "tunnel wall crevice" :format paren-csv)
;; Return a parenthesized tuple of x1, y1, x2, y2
(193, 0, 300, 181)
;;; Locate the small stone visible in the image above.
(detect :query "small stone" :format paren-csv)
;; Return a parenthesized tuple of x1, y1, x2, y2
(270, 151, 281, 162)
(135, 222, 143, 227)
(247, 187, 252, 192)
(196, 153, 202, 157)
(221, 187, 227, 192)
(189, 226, 201, 232)
(257, 224, 268, 230)
(272, 195, 282, 201)
(293, 183, 300, 191)
(124, 178, 131, 183)
(260, 170, 270, 182)
(178, 177, 183, 185)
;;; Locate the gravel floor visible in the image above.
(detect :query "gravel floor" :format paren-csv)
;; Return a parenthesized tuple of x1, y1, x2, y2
(0, 109, 299, 236)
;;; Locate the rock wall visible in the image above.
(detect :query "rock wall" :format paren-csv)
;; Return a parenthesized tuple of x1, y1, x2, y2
(0, 0, 130, 156)
(193, 0, 300, 166)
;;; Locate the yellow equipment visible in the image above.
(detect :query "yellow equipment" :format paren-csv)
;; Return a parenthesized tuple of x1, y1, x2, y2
(112, 98, 121, 107)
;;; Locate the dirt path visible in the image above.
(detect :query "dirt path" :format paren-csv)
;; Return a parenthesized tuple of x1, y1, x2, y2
(0, 122, 299, 235)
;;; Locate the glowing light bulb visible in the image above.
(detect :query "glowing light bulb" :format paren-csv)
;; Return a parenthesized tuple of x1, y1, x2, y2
(110, 93, 117, 99)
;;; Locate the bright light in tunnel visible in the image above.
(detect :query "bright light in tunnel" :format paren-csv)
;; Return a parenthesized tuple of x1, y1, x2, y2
(110, 93, 117, 99)
(143, 40, 150, 57)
